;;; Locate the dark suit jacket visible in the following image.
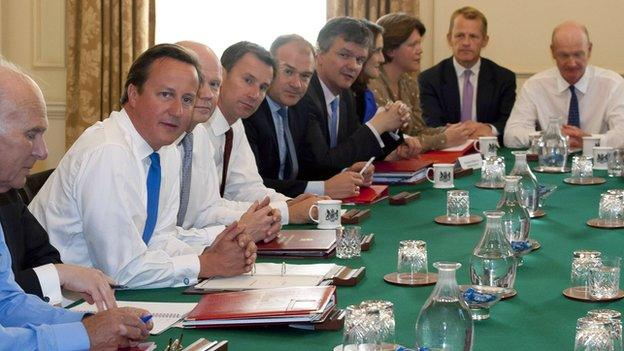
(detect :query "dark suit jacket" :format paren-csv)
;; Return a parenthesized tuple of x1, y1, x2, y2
(0, 189, 61, 299)
(243, 99, 309, 197)
(419, 57, 516, 141)
(295, 73, 401, 180)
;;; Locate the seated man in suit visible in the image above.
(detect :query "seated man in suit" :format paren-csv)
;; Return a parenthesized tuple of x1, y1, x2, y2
(0, 58, 151, 349)
(203, 41, 320, 225)
(30, 44, 256, 289)
(504, 21, 624, 149)
(244, 34, 374, 199)
(295, 17, 411, 180)
(419, 6, 516, 142)
(174, 41, 283, 244)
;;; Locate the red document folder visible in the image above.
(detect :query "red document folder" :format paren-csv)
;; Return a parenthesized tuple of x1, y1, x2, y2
(419, 141, 477, 164)
(342, 185, 389, 204)
(183, 286, 337, 327)
(373, 158, 432, 173)
(256, 230, 336, 257)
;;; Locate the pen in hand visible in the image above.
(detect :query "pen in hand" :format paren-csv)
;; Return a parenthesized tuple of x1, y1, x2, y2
(359, 157, 375, 176)
(141, 314, 153, 324)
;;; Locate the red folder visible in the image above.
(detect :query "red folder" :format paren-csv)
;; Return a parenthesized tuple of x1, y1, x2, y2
(256, 230, 336, 257)
(374, 158, 432, 173)
(342, 185, 388, 204)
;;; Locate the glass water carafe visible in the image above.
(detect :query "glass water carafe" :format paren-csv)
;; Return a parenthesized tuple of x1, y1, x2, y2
(538, 116, 569, 171)
(496, 176, 531, 246)
(470, 211, 517, 288)
(415, 262, 473, 351)
(509, 151, 540, 216)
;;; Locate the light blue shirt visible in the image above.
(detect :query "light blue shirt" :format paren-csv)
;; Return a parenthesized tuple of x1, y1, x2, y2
(0, 223, 90, 350)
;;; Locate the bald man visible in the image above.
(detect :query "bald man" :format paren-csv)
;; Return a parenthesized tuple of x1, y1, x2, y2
(0, 59, 151, 350)
(504, 21, 624, 149)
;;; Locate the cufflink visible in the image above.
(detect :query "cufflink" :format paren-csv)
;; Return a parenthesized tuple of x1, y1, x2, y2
(43, 296, 50, 302)
(184, 277, 190, 285)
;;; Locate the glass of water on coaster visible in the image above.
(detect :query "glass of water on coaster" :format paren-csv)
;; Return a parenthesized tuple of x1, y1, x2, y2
(566, 155, 605, 185)
(476, 156, 505, 188)
(383, 240, 436, 286)
(588, 256, 622, 300)
(565, 250, 602, 299)
(435, 190, 482, 225)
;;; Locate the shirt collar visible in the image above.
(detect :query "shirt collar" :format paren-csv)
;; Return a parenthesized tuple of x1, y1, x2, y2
(453, 57, 481, 78)
(318, 77, 340, 107)
(206, 106, 231, 137)
(556, 65, 591, 94)
(117, 108, 156, 161)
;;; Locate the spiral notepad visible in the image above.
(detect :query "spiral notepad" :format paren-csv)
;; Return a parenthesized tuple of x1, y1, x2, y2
(70, 300, 196, 334)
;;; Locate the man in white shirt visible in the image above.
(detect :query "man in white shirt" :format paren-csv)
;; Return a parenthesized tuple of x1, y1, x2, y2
(204, 41, 320, 225)
(504, 21, 624, 149)
(0, 57, 151, 350)
(173, 41, 281, 245)
(30, 44, 256, 289)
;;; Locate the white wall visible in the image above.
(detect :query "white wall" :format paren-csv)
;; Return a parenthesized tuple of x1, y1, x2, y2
(1, 0, 66, 172)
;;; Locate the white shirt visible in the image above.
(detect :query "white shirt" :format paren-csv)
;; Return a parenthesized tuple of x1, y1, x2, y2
(29, 110, 203, 289)
(175, 123, 253, 246)
(504, 65, 624, 148)
(203, 108, 290, 224)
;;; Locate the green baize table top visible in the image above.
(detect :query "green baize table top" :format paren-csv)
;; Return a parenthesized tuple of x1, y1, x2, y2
(113, 148, 624, 350)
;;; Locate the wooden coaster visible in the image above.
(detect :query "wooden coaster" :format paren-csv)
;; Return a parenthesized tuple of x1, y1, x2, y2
(341, 209, 371, 224)
(563, 177, 607, 185)
(586, 218, 624, 229)
(434, 215, 483, 226)
(389, 191, 421, 205)
(360, 233, 374, 251)
(533, 166, 571, 173)
(454, 168, 474, 178)
(474, 181, 505, 189)
(530, 209, 546, 218)
(332, 266, 366, 286)
(563, 287, 624, 302)
(383, 272, 437, 286)
(459, 285, 517, 300)
(528, 239, 541, 251)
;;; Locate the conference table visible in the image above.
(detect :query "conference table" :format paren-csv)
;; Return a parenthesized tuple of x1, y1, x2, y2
(116, 148, 624, 350)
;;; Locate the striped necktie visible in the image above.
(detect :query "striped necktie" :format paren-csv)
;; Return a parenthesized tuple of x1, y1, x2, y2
(568, 85, 580, 127)
(176, 132, 193, 226)
(329, 98, 339, 148)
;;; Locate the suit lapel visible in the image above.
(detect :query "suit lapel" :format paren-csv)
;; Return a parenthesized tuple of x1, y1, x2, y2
(442, 58, 461, 123)
(259, 99, 279, 153)
(310, 73, 331, 143)
(476, 59, 494, 123)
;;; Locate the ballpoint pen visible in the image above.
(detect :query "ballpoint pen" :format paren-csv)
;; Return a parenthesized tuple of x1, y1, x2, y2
(359, 157, 375, 175)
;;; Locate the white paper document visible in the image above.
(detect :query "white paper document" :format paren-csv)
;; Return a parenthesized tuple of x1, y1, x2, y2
(70, 300, 196, 335)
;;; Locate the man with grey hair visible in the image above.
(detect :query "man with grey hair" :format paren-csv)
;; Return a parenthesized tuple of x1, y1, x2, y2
(504, 21, 624, 149)
(295, 17, 410, 183)
(0, 58, 152, 349)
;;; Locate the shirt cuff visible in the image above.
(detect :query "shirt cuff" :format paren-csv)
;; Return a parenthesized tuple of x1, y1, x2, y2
(305, 181, 325, 196)
(271, 201, 289, 225)
(365, 122, 385, 148)
(32, 263, 62, 305)
(171, 254, 200, 287)
(50, 321, 91, 351)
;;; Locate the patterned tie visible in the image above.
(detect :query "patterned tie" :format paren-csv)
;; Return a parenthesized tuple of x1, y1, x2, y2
(568, 85, 580, 128)
(461, 69, 473, 122)
(329, 98, 339, 148)
(278, 107, 299, 180)
(142, 152, 160, 244)
(176, 132, 193, 226)
(220, 128, 233, 197)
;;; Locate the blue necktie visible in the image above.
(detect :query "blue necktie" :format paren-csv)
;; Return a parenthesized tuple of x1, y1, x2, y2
(329, 98, 339, 148)
(177, 133, 193, 226)
(143, 152, 161, 244)
(278, 107, 299, 180)
(568, 85, 580, 128)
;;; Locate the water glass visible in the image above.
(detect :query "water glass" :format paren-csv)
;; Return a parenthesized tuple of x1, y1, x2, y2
(342, 301, 396, 351)
(336, 226, 362, 259)
(480, 156, 505, 186)
(397, 240, 428, 283)
(588, 256, 621, 299)
(446, 190, 470, 219)
(587, 309, 623, 351)
(570, 250, 602, 295)
(572, 155, 594, 179)
(342, 304, 368, 350)
(608, 149, 624, 177)
(607, 189, 624, 221)
(528, 132, 542, 154)
(599, 193, 623, 224)
(361, 300, 396, 349)
(575, 316, 617, 351)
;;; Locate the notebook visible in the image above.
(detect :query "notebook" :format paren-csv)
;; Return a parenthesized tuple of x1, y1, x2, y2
(192, 263, 339, 291)
(257, 229, 336, 257)
(342, 185, 389, 204)
(70, 300, 196, 335)
(182, 286, 336, 328)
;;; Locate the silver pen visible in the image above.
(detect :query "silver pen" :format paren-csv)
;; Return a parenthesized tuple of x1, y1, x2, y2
(359, 157, 375, 175)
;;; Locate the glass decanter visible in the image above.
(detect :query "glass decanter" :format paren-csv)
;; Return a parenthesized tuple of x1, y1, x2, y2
(415, 262, 473, 351)
(469, 211, 517, 288)
(537, 116, 569, 171)
(509, 151, 540, 216)
(496, 176, 532, 264)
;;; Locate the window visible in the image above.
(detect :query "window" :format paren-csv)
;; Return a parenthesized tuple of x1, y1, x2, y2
(156, 0, 327, 57)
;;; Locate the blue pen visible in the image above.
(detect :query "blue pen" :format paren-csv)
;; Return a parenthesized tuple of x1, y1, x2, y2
(140, 314, 153, 324)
